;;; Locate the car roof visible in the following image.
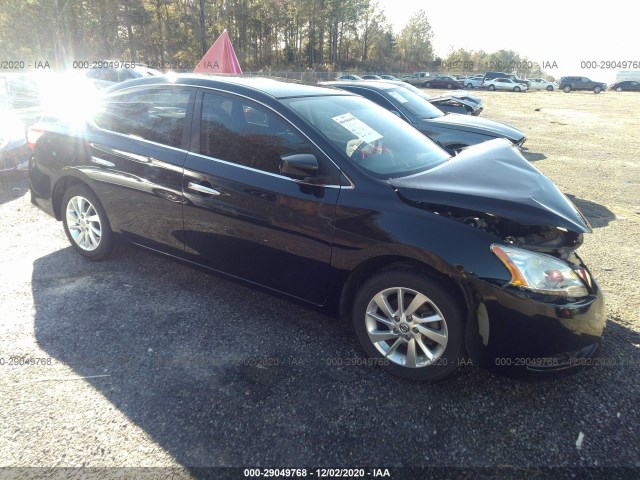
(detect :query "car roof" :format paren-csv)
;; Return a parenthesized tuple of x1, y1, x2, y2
(106, 74, 353, 99)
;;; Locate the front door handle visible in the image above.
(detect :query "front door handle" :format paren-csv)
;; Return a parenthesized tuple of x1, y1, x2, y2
(91, 156, 115, 167)
(188, 182, 220, 196)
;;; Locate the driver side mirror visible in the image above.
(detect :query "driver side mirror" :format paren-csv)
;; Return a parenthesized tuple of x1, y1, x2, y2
(280, 154, 318, 180)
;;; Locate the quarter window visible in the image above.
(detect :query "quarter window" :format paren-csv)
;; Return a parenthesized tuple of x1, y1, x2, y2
(95, 88, 192, 148)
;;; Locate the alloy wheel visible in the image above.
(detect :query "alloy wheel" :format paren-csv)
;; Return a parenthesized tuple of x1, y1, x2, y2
(66, 196, 102, 251)
(364, 287, 448, 368)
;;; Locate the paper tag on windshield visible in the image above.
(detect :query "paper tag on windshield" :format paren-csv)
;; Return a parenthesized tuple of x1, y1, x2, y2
(332, 113, 382, 143)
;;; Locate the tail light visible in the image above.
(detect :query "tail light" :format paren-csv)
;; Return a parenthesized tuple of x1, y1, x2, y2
(27, 125, 45, 150)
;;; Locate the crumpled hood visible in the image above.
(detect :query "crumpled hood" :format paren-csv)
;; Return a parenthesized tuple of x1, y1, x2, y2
(389, 139, 591, 234)
(425, 113, 524, 142)
(431, 91, 482, 106)
(428, 95, 477, 110)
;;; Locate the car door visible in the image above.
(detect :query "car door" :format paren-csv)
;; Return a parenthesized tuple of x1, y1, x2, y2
(89, 86, 195, 255)
(181, 89, 345, 304)
(580, 77, 591, 90)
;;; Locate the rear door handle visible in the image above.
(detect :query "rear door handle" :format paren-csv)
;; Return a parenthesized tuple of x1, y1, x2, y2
(188, 182, 220, 196)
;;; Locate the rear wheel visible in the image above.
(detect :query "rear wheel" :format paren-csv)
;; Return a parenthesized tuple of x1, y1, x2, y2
(446, 83, 453, 89)
(488, 84, 496, 91)
(62, 185, 114, 260)
(615, 87, 622, 92)
(466, 83, 473, 88)
(425, 82, 432, 88)
(352, 269, 464, 381)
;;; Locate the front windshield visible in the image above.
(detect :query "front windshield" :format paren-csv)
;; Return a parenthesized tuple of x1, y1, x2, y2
(283, 95, 450, 179)
(385, 87, 444, 119)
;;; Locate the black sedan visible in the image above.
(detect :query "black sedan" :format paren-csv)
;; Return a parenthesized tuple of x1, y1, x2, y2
(610, 80, 640, 92)
(29, 75, 605, 381)
(424, 75, 464, 89)
(323, 80, 523, 154)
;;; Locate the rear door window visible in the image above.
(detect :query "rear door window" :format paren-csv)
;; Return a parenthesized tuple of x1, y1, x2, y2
(95, 87, 193, 148)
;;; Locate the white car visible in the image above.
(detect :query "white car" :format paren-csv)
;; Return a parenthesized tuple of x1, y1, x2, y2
(528, 78, 558, 91)
(483, 78, 528, 92)
(464, 75, 485, 89)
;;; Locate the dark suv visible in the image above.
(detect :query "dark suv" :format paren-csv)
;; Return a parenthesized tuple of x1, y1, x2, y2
(483, 71, 529, 88)
(559, 76, 607, 93)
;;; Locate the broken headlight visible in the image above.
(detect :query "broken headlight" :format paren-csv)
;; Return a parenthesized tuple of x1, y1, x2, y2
(491, 244, 588, 297)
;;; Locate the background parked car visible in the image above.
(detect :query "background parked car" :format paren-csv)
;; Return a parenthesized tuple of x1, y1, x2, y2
(483, 78, 527, 92)
(610, 80, 640, 92)
(559, 76, 607, 93)
(445, 90, 484, 111)
(322, 80, 524, 154)
(335, 74, 363, 81)
(85, 65, 163, 84)
(464, 75, 485, 89)
(0, 72, 46, 127)
(361, 75, 382, 80)
(401, 72, 430, 86)
(527, 78, 558, 91)
(483, 71, 529, 88)
(393, 81, 483, 116)
(425, 75, 464, 89)
(380, 74, 399, 81)
(0, 109, 29, 173)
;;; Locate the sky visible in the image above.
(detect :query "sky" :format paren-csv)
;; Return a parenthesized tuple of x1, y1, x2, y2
(375, 2, 637, 83)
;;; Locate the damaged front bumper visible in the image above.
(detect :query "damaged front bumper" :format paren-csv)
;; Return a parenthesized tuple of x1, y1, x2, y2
(465, 275, 606, 379)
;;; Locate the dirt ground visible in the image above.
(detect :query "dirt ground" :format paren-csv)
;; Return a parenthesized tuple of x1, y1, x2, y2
(0, 87, 638, 477)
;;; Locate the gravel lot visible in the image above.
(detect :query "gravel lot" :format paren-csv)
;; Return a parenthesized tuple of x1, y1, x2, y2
(0, 89, 639, 478)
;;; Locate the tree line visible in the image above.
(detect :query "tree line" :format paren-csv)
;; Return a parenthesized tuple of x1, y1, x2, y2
(0, 0, 548, 77)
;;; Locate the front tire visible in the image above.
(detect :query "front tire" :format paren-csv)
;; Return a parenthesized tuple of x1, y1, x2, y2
(593, 86, 602, 93)
(615, 87, 622, 92)
(563, 85, 571, 93)
(352, 269, 464, 381)
(62, 185, 114, 260)
(425, 82, 432, 88)
(514, 86, 521, 92)
(546, 85, 554, 91)
(466, 83, 473, 88)
(446, 83, 453, 89)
